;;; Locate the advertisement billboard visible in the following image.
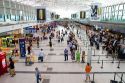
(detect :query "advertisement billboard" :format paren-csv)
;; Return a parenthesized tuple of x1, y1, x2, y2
(80, 11, 86, 19)
(19, 38, 26, 58)
(37, 9, 46, 20)
(91, 5, 98, 18)
(51, 12, 54, 19)
(55, 15, 60, 19)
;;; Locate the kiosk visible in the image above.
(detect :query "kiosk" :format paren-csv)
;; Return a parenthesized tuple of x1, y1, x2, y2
(0, 52, 7, 76)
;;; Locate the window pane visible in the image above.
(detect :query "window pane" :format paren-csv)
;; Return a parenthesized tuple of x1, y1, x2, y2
(11, 15, 15, 21)
(0, 14, 4, 22)
(122, 15, 125, 18)
(4, 1, 10, 8)
(109, 7, 111, 12)
(119, 4, 123, 10)
(119, 11, 123, 15)
(116, 5, 119, 10)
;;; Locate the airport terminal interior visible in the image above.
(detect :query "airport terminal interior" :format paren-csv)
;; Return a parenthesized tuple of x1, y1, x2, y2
(0, 0, 125, 83)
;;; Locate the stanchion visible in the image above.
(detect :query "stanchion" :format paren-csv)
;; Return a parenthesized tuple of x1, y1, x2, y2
(101, 60, 103, 69)
(91, 73, 95, 83)
(112, 57, 115, 63)
(93, 49, 95, 56)
(106, 54, 108, 58)
(114, 72, 116, 81)
(120, 73, 123, 83)
(117, 60, 120, 69)
(101, 47, 104, 54)
(97, 55, 100, 63)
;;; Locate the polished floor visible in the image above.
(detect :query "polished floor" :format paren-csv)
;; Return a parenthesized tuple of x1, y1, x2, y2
(0, 26, 125, 83)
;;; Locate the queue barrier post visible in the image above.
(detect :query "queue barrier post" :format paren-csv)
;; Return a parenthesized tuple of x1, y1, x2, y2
(117, 60, 120, 69)
(101, 60, 103, 69)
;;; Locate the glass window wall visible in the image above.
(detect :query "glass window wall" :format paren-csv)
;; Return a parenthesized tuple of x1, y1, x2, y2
(101, 3, 125, 22)
(0, 0, 36, 22)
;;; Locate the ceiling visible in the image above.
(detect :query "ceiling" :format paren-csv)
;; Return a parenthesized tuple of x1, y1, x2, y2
(11, 0, 125, 18)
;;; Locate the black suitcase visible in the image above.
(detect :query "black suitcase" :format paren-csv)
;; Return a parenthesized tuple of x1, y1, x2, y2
(110, 80, 118, 83)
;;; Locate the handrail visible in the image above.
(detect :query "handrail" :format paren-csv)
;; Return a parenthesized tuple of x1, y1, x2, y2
(116, 73, 125, 83)
(15, 71, 125, 74)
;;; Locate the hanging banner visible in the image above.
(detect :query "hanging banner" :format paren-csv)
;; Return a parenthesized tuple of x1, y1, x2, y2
(37, 9, 46, 20)
(91, 3, 102, 20)
(55, 15, 60, 19)
(97, 7, 102, 15)
(91, 5, 98, 18)
(19, 38, 26, 58)
(51, 12, 54, 20)
(80, 11, 86, 19)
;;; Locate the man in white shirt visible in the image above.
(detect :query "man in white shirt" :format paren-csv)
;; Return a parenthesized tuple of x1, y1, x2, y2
(38, 49, 45, 62)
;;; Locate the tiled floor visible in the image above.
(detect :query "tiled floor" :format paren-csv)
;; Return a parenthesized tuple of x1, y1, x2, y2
(0, 26, 125, 83)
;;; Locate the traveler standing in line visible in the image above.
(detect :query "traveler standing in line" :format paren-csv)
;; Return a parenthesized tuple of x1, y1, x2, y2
(81, 51, 85, 63)
(37, 40, 39, 48)
(49, 35, 52, 42)
(29, 37, 32, 46)
(76, 50, 80, 62)
(9, 58, 15, 77)
(35, 67, 41, 83)
(49, 41, 52, 48)
(27, 45, 31, 55)
(58, 35, 60, 43)
(38, 49, 45, 62)
(61, 35, 64, 42)
(37, 37, 39, 48)
(85, 63, 92, 82)
(64, 48, 68, 61)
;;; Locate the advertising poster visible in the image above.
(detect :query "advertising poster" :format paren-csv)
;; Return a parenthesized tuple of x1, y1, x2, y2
(37, 9, 46, 20)
(91, 5, 98, 17)
(97, 7, 102, 15)
(2, 59, 6, 68)
(51, 12, 54, 19)
(19, 38, 26, 58)
(55, 15, 60, 19)
(80, 11, 86, 19)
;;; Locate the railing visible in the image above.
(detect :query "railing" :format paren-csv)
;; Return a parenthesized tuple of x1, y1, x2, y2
(87, 72, 125, 83)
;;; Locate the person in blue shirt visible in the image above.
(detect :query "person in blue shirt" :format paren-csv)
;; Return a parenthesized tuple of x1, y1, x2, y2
(35, 67, 41, 83)
(64, 48, 68, 61)
(38, 49, 45, 62)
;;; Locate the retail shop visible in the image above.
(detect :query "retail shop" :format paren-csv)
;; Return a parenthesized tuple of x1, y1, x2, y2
(0, 29, 22, 47)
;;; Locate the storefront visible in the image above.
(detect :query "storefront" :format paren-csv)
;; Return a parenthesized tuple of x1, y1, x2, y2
(24, 26, 36, 35)
(0, 29, 22, 53)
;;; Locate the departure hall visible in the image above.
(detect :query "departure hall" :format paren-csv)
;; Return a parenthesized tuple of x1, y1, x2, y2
(0, 0, 125, 83)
